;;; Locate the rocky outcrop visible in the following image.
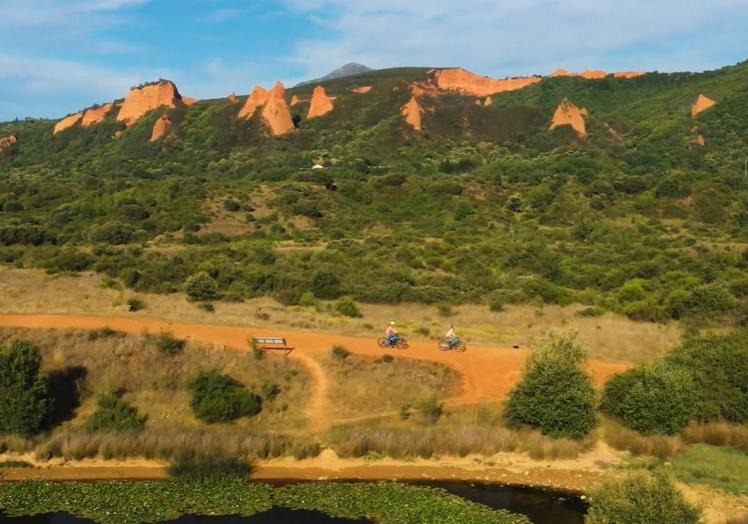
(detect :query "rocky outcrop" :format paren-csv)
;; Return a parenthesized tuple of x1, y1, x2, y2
(411, 81, 440, 97)
(352, 86, 372, 94)
(307, 85, 334, 119)
(182, 97, 198, 106)
(691, 94, 717, 117)
(289, 95, 301, 106)
(484, 97, 493, 107)
(227, 92, 239, 104)
(613, 72, 645, 79)
(117, 81, 182, 126)
(582, 70, 607, 79)
(81, 103, 114, 127)
(401, 96, 422, 131)
(150, 114, 172, 142)
(0, 134, 18, 153)
(549, 98, 588, 138)
(238, 86, 269, 119)
(435, 68, 541, 96)
(261, 82, 295, 136)
(53, 112, 83, 134)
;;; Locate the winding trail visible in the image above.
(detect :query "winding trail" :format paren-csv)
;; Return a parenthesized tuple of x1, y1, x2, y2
(0, 313, 627, 430)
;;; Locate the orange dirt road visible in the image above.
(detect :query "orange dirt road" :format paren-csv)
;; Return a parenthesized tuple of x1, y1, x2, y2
(0, 314, 627, 430)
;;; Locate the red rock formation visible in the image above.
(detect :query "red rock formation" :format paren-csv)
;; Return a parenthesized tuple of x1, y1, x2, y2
(613, 72, 645, 79)
(289, 95, 301, 106)
(484, 97, 493, 107)
(112, 130, 124, 140)
(238, 86, 269, 119)
(551, 68, 577, 77)
(227, 92, 239, 104)
(411, 81, 440, 97)
(116, 81, 181, 126)
(150, 114, 172, 142)
(352, 86, 372, 94)
(53, 112, 83, 134)
(549, 98, 588, 138)
(307, 85, 334, 119)
(261, 82, 295, 136)
(0, 134, 18, 153)
(81, 103, 114, 128)
(401, 96, 422, 131)
(435, 68, 541, 97)
(691, 94, 717, 117)
(581, 70, 607, 79)
(182, 97, 198, 106)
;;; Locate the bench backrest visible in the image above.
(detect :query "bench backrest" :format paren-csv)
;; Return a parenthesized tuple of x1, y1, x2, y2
(253, 337, 286, 346)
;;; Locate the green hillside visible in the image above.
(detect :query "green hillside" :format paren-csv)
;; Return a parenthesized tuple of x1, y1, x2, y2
(1, 61, 747, 325)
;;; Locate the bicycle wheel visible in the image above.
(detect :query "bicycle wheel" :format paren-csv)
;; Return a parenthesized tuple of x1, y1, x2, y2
(438, 341, 450, 351)
(377, 337, 388, 349)
(454, 342, 467, 352)
(395, 338, 409, 350)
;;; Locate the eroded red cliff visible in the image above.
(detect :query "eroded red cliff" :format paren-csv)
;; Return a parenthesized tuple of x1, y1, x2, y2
(401, 96, 423, 131)
(691, 94, 717, 117)
(307, 86, 334, 119)
(116, 81, 182, 126)
(549, 98, 588, 138)
(53, 112, 83, 134)
(435, 68, 541, 97)
(81, 104, 114, 128)
(150, 114, 172, 142)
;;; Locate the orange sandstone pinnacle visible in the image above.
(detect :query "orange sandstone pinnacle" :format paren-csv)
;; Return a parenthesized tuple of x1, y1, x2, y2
(261, 82, 295, 136)
(401, 96, 423, 131)
(150, 114, 172, 142)
(549, 98, 588, 138)
(691, 94, 717, 117)
(53, 112, 83, 134)
(307, 86, 334, 119)
(116, 81, 181, 126)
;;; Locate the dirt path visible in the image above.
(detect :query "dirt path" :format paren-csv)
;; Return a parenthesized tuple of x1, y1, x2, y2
(0, 313, 627, 429)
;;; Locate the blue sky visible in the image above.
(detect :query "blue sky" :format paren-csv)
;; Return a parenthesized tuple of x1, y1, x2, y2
(1, 0, 746, 121)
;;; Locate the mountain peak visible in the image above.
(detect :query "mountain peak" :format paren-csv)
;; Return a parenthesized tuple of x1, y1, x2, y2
(295, 63, 372, 87)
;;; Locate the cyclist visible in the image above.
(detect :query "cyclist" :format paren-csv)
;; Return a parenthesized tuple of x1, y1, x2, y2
(446, 324, 459, 349)
(385, 321, 399, 346)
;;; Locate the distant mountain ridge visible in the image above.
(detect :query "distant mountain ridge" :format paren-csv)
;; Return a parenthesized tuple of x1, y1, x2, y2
(295, 63, 372, 87)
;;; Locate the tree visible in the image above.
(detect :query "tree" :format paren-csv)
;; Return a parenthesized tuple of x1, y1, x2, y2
(183, 271, 220, 301)
(505, 333, 596, 439)
(0, 341, 51, 435)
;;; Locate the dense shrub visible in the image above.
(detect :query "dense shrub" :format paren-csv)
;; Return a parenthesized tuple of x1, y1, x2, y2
(331, 346, 350, 361)
(0, 341, 50, 435)
(188, 371, 262, 423)
(183, 271, 220, 301)
(155, 332, 186, 356)
(336, 297, 362, 318)
(86, 392, 146, 433)
(505, 334, 596, 439)
(666, 330, 748, 423)
(311, 271, 341, 300)
(601, 362, 698, 435)
(586, 469, 700, 524)
(90, 222, 137, 245)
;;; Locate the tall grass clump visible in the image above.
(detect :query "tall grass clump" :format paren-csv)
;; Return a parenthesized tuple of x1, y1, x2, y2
(505, 333, 596, 439)
(168, 450, 251, 480)
(86, 391, 146, 433)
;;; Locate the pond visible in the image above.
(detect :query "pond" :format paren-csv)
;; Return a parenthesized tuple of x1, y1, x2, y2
(0, 481, 586, 523)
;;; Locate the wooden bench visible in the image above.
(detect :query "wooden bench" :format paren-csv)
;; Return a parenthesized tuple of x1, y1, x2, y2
(251, 337, 294, 356)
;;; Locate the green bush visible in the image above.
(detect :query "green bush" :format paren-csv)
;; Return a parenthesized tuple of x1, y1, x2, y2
(505, 334, 596, 439)
(183, 271, 220, 301)
(336, 297, 362, 318)
(0, 341, 50, 435)
(586, 469, 700, 524)
(90, 222, 137, 245)
(86, 391, 146, 433)
(417, 396, 443, 425)
(127, 297, 145, 311)
(188, 370, 262, 423)
(155, 332, 186, 356)
(666, 330, 748, 423)
(601, 362, 697, 435)
(311, 271, 341, 300)
(331, 345, 350, 361)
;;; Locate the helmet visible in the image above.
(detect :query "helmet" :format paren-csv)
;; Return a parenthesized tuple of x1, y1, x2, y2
(389, 321, 395, 326)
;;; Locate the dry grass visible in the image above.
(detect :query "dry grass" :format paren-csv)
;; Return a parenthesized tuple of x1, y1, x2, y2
(325, 402, 591, 460)
(33, 428, 321, 462)
(602, 417, 686, 458)
(0, 327, 312, 433)
(318, 352, 462, 419)
(0, 266, 680, 364)
(683, 423, 748, 453)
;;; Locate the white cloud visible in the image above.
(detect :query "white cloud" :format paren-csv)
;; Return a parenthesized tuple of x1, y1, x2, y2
(279, 0, 748, 78)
